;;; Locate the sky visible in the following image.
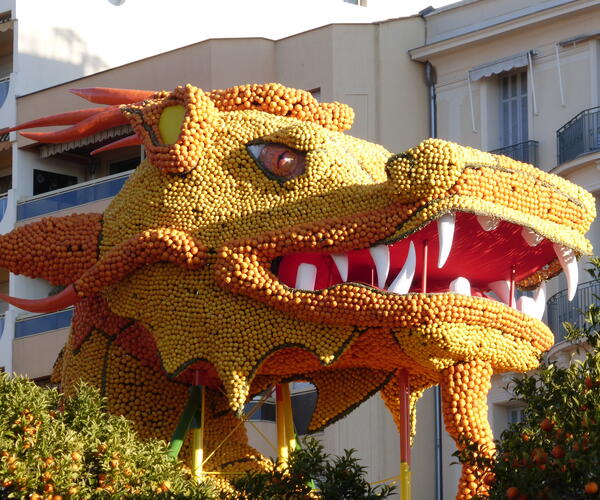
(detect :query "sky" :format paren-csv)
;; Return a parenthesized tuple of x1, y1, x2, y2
(16, 0, 457, 94)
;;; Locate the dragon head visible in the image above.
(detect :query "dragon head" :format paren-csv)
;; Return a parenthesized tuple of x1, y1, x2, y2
(2, 83, 595, 419)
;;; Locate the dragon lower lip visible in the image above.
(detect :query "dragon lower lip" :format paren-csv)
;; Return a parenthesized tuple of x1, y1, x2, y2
(274, 212, 573, 320)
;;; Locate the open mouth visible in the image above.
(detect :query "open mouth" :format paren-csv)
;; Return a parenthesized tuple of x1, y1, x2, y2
(273, 212, 578, 321)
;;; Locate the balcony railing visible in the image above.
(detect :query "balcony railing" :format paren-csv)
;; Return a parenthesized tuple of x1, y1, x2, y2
(0, 76, 9, 109)
(547, 280, 600, 343)
(14, 308, 74, 339)
(557, 106, 600, 164)
(490, 140, 539, 166)
(17, 170, 132, 221)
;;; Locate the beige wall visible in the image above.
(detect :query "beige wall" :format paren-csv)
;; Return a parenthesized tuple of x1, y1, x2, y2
(12, 328, 69, 379)
(417, 4, 600, 172)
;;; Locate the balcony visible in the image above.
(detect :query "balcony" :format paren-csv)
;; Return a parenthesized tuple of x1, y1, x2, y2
(557, 106, 600, 165)
(14, 308, 74, 339)
(546, 280, 600, 343)
(17, 170, 132, 221)
(490, 140, 539, 166)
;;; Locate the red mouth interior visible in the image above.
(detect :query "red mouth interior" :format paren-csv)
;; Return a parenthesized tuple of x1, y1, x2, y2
(275, 212, 556, 294)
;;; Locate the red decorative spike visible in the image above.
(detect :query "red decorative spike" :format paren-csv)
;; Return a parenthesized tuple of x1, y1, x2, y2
(19, 107, 128, 144)
(8, 107, 107, 132)
(90, 134, 142, 155)
(0, 284, 80, 313)
(70, 87, 156, 105)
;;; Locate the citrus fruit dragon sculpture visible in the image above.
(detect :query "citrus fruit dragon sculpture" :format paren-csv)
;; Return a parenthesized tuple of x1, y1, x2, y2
(1, 83, 595, 499)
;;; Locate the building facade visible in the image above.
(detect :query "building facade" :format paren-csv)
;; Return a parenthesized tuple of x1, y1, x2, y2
(411, 0, 600, 496)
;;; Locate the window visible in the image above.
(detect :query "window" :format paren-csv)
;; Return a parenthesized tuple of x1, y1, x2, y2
(109, 157, 139, 175)
(508, 407, 525, 424)
(33, 169, 78, 195)
(500, 71, 528, 147)
(0, 175, 11, 193)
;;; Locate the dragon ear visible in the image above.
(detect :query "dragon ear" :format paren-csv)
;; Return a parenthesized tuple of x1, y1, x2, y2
(122, 84, 219, 174)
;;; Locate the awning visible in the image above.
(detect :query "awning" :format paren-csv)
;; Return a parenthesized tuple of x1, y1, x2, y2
(469, 51, 533, 82)
(40, 124, 133, 158)
(466, 49, 538, 133)
(0, 20, 14, 33)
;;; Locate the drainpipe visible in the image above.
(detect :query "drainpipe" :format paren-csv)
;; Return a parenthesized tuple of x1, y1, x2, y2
(425, 60, 443, 500)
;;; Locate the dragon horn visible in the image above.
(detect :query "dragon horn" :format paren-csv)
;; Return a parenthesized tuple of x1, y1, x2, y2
(0, 285, 80, 313)
(7, 107, 107, 132)
(70, 87, 156, 105)
(90, 134, 142, 155)
(19, 107, 128, 144)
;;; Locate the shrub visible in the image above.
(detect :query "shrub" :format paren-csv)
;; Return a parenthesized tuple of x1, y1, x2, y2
(230, 437, 396, 499)
(0, 375, 216, 499)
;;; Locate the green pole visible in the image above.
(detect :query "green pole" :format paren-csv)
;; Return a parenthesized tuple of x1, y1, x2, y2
(168, 385, 202, 459)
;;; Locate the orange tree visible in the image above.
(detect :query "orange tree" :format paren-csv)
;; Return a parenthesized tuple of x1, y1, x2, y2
(472, 259, 600, 499)
(0, 375, 217, 499)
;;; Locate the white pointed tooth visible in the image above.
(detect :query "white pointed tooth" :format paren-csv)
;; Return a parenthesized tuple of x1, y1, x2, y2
(488, 280, 516, 308)
(437, 213, 455, 268)
(449, 276, 471, 296)
(295, 263, 317, 291)
(534, 281, 546, 307)
(516, 296, 544, 320)
(388, 241, 416, 294)
(521, 227, 544, 247)
(477, 215, 500, 231)
(331, 254, 349, 282)
(553, 244, 578, 301)
(369, 245, 390, 289)
(528, 282, 547, 320)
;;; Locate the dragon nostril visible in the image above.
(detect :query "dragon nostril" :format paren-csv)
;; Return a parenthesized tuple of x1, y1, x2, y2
(386, 139, 465, 203)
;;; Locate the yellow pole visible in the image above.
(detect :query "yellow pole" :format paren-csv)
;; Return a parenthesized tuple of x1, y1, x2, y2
(281, 383, 297, 452)
(275, 385, 288, 464)
(398, 369, 411, 500)
(192, 385, 205, 481)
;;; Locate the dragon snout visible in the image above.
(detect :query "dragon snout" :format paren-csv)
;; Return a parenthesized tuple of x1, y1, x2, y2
(385, 138, 467, 203)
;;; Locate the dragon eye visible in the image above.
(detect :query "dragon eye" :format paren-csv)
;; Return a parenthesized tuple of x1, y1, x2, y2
(247, 143, 306, 182)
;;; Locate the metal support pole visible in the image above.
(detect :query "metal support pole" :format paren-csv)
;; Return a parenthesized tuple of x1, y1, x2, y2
(509, 264, 516, 308)
(276, 384, 288, 464)
(399, 369, 411, 500)
(191, 385, 205, 481)
(168, 385, 202, 459)
(281, 383, 297, 453)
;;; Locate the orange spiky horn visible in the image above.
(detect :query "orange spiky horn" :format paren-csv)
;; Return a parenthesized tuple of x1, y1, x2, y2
(90, 134, 142, 155)
(70, 87, 156, 105)
(0, 285, 80, 314)
(0, 213, 102, 285)
(19, 107, 128, 144)
(8, 107, 107, 132)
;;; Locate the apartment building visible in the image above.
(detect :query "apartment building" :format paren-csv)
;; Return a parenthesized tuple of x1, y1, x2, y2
(411, 0, 600, 495)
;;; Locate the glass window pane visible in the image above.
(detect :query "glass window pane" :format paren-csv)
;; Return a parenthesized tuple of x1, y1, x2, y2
(510, 75, 517, 98)
(511, 100, 518, 144)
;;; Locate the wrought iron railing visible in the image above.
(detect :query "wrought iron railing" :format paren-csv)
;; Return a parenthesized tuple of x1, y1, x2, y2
(557, 106, 600, 164)
(547, 280, 600, 343)
(490, 140, 539, 166)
